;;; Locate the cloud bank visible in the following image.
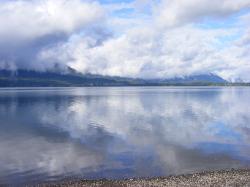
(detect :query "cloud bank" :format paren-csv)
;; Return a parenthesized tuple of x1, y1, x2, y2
(0, 0, 104, 70)
(0, 0, 250, 81)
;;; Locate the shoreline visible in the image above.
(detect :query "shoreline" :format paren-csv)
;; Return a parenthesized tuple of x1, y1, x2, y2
(36, 169, 250, 187)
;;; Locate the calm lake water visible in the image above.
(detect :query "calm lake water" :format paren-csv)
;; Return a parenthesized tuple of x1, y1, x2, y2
(0, 87, 250, 185)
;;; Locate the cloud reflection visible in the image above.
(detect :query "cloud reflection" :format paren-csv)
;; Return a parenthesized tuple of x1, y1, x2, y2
(0, 87, 250, 184)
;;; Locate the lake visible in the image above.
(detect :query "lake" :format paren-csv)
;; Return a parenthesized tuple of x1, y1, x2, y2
(0, 87, 250, 185)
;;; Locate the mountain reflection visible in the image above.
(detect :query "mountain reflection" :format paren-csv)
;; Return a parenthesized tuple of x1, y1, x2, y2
(0, 87, 250, 185)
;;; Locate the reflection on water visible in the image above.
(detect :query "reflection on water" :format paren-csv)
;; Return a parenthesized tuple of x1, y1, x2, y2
(0, 87, 250, 185)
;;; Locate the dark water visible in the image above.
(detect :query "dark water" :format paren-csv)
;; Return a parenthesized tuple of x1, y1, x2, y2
(0, 87, 250, 185)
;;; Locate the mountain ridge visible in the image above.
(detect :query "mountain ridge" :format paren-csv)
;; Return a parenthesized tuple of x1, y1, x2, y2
(0, 68, 242, 87)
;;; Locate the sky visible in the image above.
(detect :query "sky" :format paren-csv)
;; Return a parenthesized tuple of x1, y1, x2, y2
(0, 0, 250, 81)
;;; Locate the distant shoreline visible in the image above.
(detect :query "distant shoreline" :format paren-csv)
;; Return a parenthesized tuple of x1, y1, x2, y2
(2, 69, 249, 87)
(36, 169, 250, 187)
(0, 84, 249, 88)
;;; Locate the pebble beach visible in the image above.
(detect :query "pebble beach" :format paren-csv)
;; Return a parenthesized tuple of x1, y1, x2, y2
(36, 169, 250, 187)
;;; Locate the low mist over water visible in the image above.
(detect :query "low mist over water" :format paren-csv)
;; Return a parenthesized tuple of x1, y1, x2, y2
(0, 87, 250, 185)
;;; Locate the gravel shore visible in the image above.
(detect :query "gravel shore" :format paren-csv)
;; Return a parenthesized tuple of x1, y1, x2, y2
(36, 169, 250, 187)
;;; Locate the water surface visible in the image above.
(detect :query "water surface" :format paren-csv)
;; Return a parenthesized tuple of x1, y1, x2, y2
(0, 87, 250, 185)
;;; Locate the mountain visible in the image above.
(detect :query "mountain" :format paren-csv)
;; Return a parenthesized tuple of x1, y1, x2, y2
(159, 73, 227, 84)
(0, 68, 230, 87)
(0, 69, 136, 87)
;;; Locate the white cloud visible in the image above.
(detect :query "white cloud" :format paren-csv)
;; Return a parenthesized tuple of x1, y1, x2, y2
(0, 0, 104, 42)
(0, 0, 105, 71)
(1, 0, 250, 81)
(40, 23, 249, 81)
(155, 0, 250, 27)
